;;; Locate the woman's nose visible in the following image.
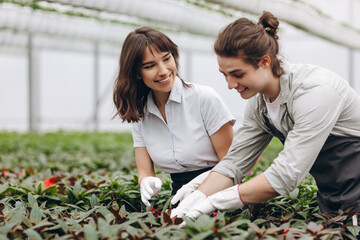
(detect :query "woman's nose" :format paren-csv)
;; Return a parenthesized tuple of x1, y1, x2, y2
(158, 63, 168, 76)
(227, 77, 238, 90)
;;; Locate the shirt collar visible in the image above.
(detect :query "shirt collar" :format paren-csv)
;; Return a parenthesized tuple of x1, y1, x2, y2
(146, 76, 183, 116)
(278, 62, 291, 104)
(168, 76, 183, 104)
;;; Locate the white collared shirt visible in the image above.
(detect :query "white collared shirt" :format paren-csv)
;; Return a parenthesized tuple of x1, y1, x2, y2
(132, 77, 236, 174)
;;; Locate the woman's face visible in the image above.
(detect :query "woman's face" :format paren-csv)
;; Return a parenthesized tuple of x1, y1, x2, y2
(217, 55, 273, 100)
(140, 46, 177, 97)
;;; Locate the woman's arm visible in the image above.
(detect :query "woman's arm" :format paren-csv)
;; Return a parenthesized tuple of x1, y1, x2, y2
(135, 147, 156, 185)
(209, 121, 234, 161)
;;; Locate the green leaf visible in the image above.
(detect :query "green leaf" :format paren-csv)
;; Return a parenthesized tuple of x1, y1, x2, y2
(28, 193, 38, 208)
(97, 207, 115, 223)
(0, 223, 17, 235)
(190, 230, 213, 240)
(0, 234, 9, 240)
(84, 225, 99, 240)
(0, 183, 9, 195)
(290, 188, 299, 200)
(160, 197, 172, 226)
(125, 225, 143, 237)
(347, 226, 360, 236)
(8, 208, 24, 224)
(29, 222, 54, 231)
(253, 218, 268, 225)
(30, 205, 44, 224)
(56, 219, 69, 233)
(296, 211, 308, 219)
(119, 205, 127, 218)
(73, 182, 82, 198)
(137, 220, 152, 234)
(42, 186, 57, 196)
(90, 194, 98, 207)
(24, 228, 43, 240)
(65, 188, 76, 201)
(97, 218, 112, 237)
(36, 182, 44, 195)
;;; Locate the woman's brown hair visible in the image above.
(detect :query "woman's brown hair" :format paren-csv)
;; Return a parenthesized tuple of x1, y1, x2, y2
(214, 11, 283, 78)
(113, 27, 188, 123)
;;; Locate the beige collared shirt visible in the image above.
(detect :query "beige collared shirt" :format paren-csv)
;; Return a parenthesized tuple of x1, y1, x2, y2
(212, 63, 360, 195)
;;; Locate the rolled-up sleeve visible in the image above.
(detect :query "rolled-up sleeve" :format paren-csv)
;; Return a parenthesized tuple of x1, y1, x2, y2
(131, 121, 146, 148)
(264, 84, 345, 195)
(200, 87, 236, 136)
(212, 101, 273, 184)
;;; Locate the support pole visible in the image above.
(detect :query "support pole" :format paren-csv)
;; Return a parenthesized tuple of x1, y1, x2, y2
(93, 42, 100, 131)
(28, 33, 40, 131)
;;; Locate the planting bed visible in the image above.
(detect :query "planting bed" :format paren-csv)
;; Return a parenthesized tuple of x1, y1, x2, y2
(0, 131, 358, 239)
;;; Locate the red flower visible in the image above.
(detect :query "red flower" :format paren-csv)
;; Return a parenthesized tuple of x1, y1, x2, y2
(248, 172, 253, 176)
(150, 207, 155, 213)
(213, 228, 218, 233)
(283, 230, 289, 235)
(212, 212, 218, 217)
(100, 171, 106, 176)
(156, 211, 162, 214)
(2, 170, 9, 175)
(20, 170, 25, 176)
(44, 177, 56, 188)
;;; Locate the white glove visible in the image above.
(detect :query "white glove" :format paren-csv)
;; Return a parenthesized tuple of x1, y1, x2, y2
(140, 176, 162, 207)
(170, 190, 207, 218)
(171, 170, 210, 205)
(186, 184, 244, 219)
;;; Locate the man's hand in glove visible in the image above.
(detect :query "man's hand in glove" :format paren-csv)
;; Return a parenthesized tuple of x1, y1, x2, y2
(170, 190, 207, 218)
(186, 184, 245, 219)
(171, 170, 210, 205)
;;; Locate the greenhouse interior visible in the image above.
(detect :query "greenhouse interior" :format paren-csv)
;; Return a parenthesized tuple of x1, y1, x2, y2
(1, 0, 359, 132)
(1, 0, 360, 239)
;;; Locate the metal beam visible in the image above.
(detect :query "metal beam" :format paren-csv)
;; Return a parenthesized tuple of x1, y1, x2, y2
(28, 33, 40, 131)
(207, 0, 360, 50)
(93, 42, 99, 131)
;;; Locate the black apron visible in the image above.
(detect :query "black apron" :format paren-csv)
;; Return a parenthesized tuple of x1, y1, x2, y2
(170, 167, 213, 196)
(264, 115, 360, 213)
(309, 135, 360, 213)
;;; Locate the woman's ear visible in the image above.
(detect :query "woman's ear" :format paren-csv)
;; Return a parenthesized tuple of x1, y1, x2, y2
(260, 55, 271, 68)
(137, 74, 142, 80)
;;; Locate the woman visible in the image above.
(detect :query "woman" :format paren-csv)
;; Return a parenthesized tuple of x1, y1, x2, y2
(113, 27, 235, 207)
(171, 11, 360, 218)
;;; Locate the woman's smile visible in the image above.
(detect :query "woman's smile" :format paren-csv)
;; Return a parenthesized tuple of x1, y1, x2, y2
(155, 73, 172, 85)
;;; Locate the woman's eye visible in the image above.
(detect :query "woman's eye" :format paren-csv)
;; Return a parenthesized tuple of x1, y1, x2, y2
(143, 64, 154, 69)
(164, 56, 171, 62)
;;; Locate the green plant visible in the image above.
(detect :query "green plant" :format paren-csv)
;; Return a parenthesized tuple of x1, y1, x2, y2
(0, 132, 359, 239)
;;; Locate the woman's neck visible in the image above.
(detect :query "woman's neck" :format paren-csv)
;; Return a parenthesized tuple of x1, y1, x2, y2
(263, 77, 281, 103)
(153, 91, 170, 108)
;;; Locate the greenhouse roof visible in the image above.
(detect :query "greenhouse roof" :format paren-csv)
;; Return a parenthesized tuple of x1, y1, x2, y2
(0, 0, 360, 55)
